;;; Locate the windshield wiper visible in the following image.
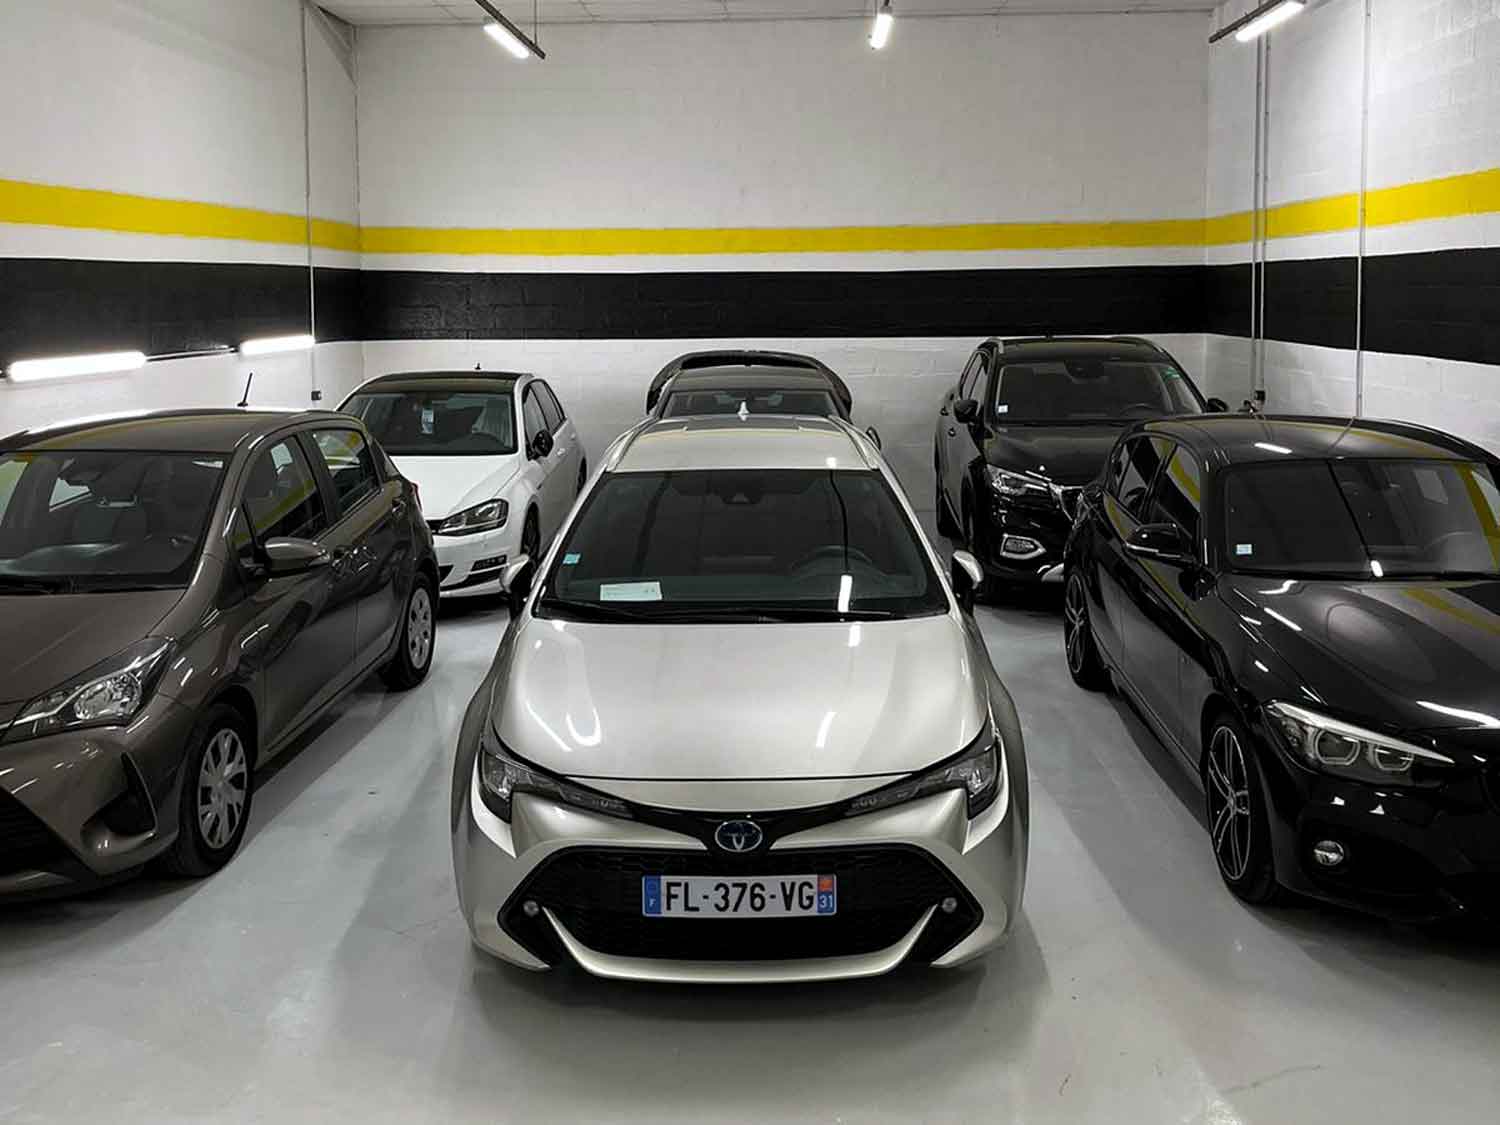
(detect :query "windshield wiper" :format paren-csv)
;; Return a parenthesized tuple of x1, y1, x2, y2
(536, 598, 660, 622)
(0, 575, 76, 594)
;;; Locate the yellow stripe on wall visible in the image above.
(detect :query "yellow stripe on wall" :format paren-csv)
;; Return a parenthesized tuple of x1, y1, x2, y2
(0, 178, 360, 253)
(2, 166, 1499, 258)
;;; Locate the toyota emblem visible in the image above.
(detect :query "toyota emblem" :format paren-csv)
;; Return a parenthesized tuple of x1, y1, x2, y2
(714, 819, 764, 853)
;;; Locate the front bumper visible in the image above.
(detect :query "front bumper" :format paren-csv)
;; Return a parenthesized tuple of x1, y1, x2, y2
(0, 696, 195, 899)
(453, 768, 1025, 982)
(972, 492, 1075, 583)
(432, 523, 519, 597)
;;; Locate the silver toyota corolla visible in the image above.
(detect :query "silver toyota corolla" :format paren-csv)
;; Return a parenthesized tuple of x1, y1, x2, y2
(450, 414, 1028, 983)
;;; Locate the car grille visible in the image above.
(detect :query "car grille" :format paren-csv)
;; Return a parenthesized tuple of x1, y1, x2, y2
(501, 845, 980, 966)
(0, 790, 72, 877)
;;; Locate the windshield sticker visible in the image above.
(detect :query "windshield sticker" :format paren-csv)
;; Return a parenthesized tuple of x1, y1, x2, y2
(995, 404, 1009, 414)
(1236, 543, 1254, 556)
(562, 552, 581, 565)
(600, 580, 662, 602)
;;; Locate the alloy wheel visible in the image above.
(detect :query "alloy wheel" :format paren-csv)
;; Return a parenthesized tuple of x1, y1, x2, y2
(1207, 725, 1254, 882)
(1064, 575, 1088, 674)
(197, 728, 248, 850)
(407, 585, 434, 669)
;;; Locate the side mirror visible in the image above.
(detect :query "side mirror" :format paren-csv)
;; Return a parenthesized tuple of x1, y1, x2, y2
(529, 429, 554, 460)
(1125, 523, 1195, 567)
(864, 426, 882, 450)
(1205, 397, 1229, 413)
(951, 550, 985, 613)
(953, 398, 980, 425)
(503, 555, 536, 617)
(261, 536, 330, 576)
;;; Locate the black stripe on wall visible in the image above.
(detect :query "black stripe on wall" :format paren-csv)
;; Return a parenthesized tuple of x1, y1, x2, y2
(1364, 248, 1500, 367)
(357, 266, 1209, 340)
(1202, 258, 1359, 350)
(0, 259, 359, 369)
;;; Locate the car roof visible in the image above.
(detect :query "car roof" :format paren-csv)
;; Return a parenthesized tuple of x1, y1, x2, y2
(1140, 414, 1493, 465)
(352, 371, 525, 396)
(666, 350, 826, 373)
(986, 336, 1174, 365)
(0, 409, 347, 454)
(664, 367, 836, 394)
(610, 415, 877, 473)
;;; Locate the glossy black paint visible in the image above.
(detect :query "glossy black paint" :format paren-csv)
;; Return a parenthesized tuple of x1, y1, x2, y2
(0, 410, 437, 899)
(1064, 413, 1500, 923)
(935, 337, 1210, 582)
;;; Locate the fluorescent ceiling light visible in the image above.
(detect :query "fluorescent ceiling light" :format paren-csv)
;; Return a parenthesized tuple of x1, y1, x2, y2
(1235, 1, 1304, 42)
(1254, 441, 1293, 455)
(870, 2, 894, 50)
(484, 20, 530, 59)
(6, 350, 147, 382)
(239, 334, 316, 357)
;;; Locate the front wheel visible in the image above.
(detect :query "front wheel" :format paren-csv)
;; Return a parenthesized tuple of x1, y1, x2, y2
(160, 704, 254, 878)
(1063, 571, 1109, 691)
(382, 573, 436, 690)
(1204, 714, 1281, 906)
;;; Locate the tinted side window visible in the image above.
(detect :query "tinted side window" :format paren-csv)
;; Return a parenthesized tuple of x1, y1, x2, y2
(1149, 446, 1203, 541)
(522, 388, 548, 445)
(536, 381, 565, 430)
(242, 439, 327, 543)
(311, 429, 380, 516)
(957, 352, 984, 400)
(1114, 437, 1170, 519)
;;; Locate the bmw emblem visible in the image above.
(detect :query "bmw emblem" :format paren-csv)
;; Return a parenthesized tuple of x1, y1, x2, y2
(714, 819, 764, 853)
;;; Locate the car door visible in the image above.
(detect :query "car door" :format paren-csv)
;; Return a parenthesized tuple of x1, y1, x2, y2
(942, 348, 990, 518)
(1121, 443, 1207, 758)
(307, 427, 411, 671)
(230, 436, 356, 748)
(535, 379, 584, 525)
(1091, 434, 1169, 671)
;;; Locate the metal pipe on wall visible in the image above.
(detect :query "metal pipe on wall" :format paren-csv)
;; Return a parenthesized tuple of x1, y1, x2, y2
(299, 0, 320, 403)
(1354, 0, 1372, 416)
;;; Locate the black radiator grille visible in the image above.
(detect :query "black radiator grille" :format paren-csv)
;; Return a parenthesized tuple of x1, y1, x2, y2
(0, 790, 72, 877)
(501, 845, 979, 966)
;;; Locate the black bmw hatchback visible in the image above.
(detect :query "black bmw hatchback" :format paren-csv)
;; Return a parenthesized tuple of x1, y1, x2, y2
(1062, 414, 1500, 923)
(935, 337, 1223, 588)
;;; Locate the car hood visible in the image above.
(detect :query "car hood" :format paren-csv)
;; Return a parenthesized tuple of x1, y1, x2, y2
(0, 590, 182, 707)
(1220, 576, 1500, 734)
(493, 614, 987, 781)
(983, 425, 1123, 486)
(390, 454, 521, 521)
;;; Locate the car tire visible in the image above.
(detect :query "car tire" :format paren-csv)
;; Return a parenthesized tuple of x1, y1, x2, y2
(1063, 571, 1109, 691)
(381, 573, 436, 691)
(1204, 712, 1282, 906)
(520, 507, 540, 563)
(160, 703, 254, 878)
(935, 454, 958, 537)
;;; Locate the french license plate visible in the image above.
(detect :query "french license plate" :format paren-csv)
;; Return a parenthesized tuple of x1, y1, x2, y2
(642, 874, 837, 918)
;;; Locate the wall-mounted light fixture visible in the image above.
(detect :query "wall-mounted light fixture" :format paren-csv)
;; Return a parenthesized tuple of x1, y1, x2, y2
(5, 350, 148, 383)
(1210, 0, 1305, 44)
(870, 0, 894, 50)
(475, 0, 545, 60)
(239, 334, 316, 357)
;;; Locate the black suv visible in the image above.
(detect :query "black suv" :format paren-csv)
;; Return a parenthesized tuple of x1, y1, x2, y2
(934, 336, 1223, 588)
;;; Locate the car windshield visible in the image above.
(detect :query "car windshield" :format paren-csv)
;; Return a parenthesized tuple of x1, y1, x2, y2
(662, 388, 838, 418)
(993, 359, 1203, 423)
(1224, 458, 1500, 578)
(342, 390, 517, 456)
(0, 449, 225, 591)
(538, 469, 949, 622)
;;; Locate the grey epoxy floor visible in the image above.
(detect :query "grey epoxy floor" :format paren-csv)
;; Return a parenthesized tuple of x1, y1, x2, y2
(4, 584, 1500, 1122)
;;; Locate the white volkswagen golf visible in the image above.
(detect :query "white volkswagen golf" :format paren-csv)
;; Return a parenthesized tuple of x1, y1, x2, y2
(450, 413, 1029, 983)
(341, 371, 586, 597)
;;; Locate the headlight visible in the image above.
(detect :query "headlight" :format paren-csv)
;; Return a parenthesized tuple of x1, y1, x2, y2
(845, 724, 1004, 820)
(4, 637, 174, 744)
(478, 726, 632, 822)
(986, 467, 1050, 500)
(438, 499, 508, 536)
(1265, 702, 1454, 788)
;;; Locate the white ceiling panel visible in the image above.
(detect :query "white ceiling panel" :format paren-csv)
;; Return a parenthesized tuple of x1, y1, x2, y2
(321, 0, 1214, 27)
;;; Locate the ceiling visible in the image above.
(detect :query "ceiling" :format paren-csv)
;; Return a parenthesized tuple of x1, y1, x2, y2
(319, 0, 1216, 27)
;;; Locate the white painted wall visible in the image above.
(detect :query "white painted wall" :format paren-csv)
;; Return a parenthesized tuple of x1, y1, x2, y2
(0, 0, 364, 433)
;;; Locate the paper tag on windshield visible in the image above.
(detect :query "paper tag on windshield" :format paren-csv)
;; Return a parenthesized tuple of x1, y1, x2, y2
(996, 404, 1009, 414)
(1236, 543, 1254, 556)
(562, 553, 581, 565)
(600, 581, 662, 602)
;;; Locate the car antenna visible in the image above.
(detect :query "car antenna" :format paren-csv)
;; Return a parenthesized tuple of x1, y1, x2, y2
(474, 363, 481, 371)
(237, 371, 254, 408)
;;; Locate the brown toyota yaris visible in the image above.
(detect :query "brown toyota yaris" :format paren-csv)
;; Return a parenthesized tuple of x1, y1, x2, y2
(0, 409, 439, 898)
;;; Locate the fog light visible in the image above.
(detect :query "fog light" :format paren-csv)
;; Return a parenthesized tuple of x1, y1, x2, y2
(1001, 535, 1042, 558)
(940, 896, 959, 915)
(1312, 840, 1346, 868)
(473, 554, 506, 572)
(522, 899, 541, 918)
